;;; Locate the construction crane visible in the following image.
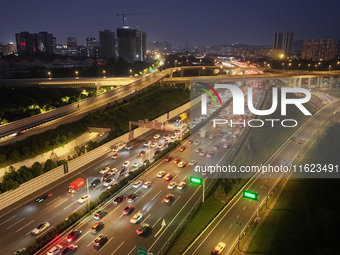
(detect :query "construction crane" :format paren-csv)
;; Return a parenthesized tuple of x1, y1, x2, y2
(117, 11, 151, 27)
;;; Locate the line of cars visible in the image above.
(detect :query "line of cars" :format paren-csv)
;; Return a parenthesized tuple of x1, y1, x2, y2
(35, 130, 187, 254)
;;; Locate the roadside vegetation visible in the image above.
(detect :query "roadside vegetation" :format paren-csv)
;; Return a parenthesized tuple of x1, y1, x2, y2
(0, 87, 98, 124)
(0, 86, 190, 190)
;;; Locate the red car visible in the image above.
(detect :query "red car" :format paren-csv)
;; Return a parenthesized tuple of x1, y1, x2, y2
(179, 146, 186, 152)
(164, 174, 173, 181)
(113, 195, 125, 204)
(173, 158, 180, 164)
(164, 156, 172, 162)
(123, 205, 134, 215)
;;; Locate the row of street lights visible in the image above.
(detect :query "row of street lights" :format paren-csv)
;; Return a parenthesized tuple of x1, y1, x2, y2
(47, 69, 134, 78)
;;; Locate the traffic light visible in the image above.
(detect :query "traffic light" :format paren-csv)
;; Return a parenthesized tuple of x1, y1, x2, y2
(190, 176, 203, 185)
(243, 190, 258, 200)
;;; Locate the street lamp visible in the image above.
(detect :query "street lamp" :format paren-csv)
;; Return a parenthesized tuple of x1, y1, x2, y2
(175, 60, 177, 67)
(282, 62, 285, 72)
(79, 174, 90, 212)
(75, 71, 79, 78)
(103, 70, 106, 77)
(129, 69, 132, 77)
(47, 71, 51, 79)
(236, 221, 242, 251)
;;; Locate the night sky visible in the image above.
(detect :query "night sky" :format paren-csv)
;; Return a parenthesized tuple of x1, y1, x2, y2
(1, 0, 340, 46)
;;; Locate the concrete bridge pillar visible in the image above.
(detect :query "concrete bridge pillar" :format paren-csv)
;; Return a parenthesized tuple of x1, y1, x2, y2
(308, 77, 311, 86)
(185, 81, 190, 89)
(169, 72, 173, 78)
(330, 77, 334, 88)
(180, 69, 184, 77)
(316, 77, 322, 88)
(298, 78, 302, 87)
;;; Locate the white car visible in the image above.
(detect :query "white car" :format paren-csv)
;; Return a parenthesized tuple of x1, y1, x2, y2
(178, 161, 186, 168)
(133, 161, 140, 168)
(130, 212, 143, 224)
(103, 178, 115, 187)
(177, 182, 186, 190)
(194, 140, 200, 145)
(143, 181, 152, 188)
(32, 222, 50, 235)
(123, 161, 130, 168)
(189, 160, 197, 166)
(212, 242, 226, 254)
(144, 141, 151, 146)
(153, 134, 160, 139)
(157, 171, 166, 178)
(150, 142, 158, 148)
(157, 143, 164, 149)
(167, 182, 177, 190)
(133, 180, 143, 188)
(171, 134, 177, 139)
(108, 168, 118, 175)
(47, 245, 63, 255)
(99, 167, 110, 174)
(78, 194, 90, 203)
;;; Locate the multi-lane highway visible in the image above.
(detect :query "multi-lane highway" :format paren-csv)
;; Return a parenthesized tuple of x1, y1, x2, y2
(184, 99, 340, 255)
(0, 81, 264, 255)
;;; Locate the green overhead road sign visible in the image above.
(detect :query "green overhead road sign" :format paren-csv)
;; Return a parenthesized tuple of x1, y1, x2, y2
(243, 190, 258, 200)
(190, 176, 203, 185)
(137, 246, 148, 255)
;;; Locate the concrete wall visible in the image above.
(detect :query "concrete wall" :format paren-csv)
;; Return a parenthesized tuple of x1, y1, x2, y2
(0, 99, 198, 211)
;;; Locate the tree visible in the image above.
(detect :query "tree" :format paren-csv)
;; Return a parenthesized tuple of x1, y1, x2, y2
(17, 166, 33, 183)
(31, 162, 44, 177)
(44, 159, 57, 172)
(9, 149, 21, 163)
(1, 179, 20, 192)
(2, 167, 17, 182)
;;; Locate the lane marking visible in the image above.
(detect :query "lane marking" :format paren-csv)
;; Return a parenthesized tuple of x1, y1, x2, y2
(236, 215, 239, 219)
(76, 229, 90, 242)
(149, 187, 201, 251)
(127, 245, 137, 255)
(141, 214, 151, 224)
(229, 224, 233, 229)
(111, 241, 125, 255)
(6, 217, 25, 229)
(0, 215, 17, 225)
(109, 205, 121, 216)
(99, 237, 113, 251)
(243, 207, 246, 210)
(55, 198, 70, 208)
(46, 196, 61, 206)
(152, 217, 162, 228)
(142, 187, 153, 198)
(16, 220, 34, 232)
(151, 190, 162, 201)
(173, 195, 181, 205)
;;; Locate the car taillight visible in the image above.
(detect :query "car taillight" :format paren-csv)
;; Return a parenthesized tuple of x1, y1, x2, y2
(67, 238, 72, 242)
(136, 230, 142, 234)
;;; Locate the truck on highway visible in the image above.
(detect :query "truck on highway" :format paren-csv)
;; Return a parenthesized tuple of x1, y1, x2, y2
(111, 141, 126, 152)
(69, 177, 85, 193)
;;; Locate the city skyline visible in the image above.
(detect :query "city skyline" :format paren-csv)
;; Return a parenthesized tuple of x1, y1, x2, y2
(1, 0, 340, 46)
